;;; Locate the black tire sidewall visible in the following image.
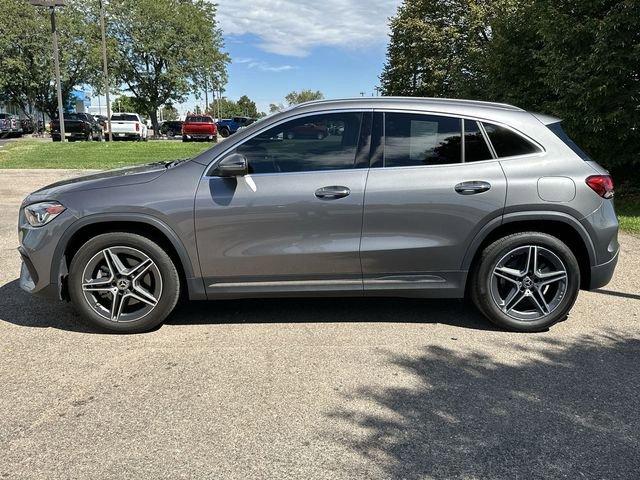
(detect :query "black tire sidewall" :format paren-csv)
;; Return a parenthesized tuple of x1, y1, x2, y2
(68, 232, 180, 333)
(473, 232, 580, 332)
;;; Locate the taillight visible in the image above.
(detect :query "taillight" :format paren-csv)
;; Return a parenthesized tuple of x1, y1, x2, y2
(135, 122, 140, 131)
(586, 175, 614, 199)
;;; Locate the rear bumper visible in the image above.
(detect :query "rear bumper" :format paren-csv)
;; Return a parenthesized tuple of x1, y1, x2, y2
(588, 248, 619, 290)
(109, 132, 141, 140)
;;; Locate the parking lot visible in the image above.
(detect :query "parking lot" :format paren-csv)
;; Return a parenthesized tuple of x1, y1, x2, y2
(1, 169, 639, 479)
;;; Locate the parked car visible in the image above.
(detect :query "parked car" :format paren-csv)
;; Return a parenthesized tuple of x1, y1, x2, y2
(106, 112, 148, 141)
(284, 121, 328, 140)
(159, 120, 183, 138)
(51, 113, 103, 142)
(18, 97, 618, 333)
(216, 116, 256, 138)
(182, 115, 217, 142)
(0, 113, 23, 138)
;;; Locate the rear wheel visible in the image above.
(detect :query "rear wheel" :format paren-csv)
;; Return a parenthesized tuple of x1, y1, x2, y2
(68, 233, 180, 333)
(471, 232, 580, 332)
(219, 127, 230, 138)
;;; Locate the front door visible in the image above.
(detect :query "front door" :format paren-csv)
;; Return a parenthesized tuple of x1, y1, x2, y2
(361, 112, 507, 295)
(195, 111, 371, 297)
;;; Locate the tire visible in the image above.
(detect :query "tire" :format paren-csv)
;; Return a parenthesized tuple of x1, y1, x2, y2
(470, 232, 580, 332)
(219, 127, 230, 138)
(166, 129, 175, 138)
(68, 232, 180, 333)
(182, 136, 189, 142)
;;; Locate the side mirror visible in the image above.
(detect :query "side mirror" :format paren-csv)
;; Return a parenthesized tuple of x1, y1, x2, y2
(214, 153, 248, 177)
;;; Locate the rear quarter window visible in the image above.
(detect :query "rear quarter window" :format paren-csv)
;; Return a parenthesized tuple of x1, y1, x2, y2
(547, 122, 591, 161)
(482, 123, 540, 158)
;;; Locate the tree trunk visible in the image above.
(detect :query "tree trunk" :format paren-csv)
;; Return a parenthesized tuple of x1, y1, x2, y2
(150, 110, 159, 139)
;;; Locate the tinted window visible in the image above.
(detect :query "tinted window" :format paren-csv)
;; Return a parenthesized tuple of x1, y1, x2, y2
(464, 120, 493, 162)
(111, 114, 138, 121)
(547, 122, 591, 161)
(236, 112, 363, 174)
(482, 122, 539, 158)
(385, 113, 461, 167)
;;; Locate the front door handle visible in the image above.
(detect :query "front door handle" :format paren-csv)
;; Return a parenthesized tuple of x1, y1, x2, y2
(315, 185, 351, 200)
(454, 181, 491, 195)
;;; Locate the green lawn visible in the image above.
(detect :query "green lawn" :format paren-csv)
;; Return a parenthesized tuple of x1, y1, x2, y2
(0, 139, 212, 169)
(616, 194, 640, 235)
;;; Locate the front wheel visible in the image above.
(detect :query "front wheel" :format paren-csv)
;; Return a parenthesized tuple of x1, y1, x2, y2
(471, 232, 580, 332)
(68, 233, 180, 333)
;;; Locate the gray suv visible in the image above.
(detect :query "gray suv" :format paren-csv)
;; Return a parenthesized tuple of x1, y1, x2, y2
(18, 98, 619, 333)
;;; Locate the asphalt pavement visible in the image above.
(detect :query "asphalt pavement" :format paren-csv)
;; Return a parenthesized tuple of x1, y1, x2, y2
(1, 169, 638, 479)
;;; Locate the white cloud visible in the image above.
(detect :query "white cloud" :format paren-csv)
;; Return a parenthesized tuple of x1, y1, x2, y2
(216, 0, 401, 57)
(235, 58, 297, 72)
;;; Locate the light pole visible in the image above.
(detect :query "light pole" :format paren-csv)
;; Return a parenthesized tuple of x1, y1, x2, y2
(99, 0, 113, 141)
(30, 0, 66, 141)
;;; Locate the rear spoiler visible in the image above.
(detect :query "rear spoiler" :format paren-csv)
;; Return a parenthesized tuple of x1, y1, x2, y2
(531, 112, 562, 125)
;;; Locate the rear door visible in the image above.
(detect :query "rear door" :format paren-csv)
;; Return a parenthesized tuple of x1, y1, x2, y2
(361, 112, 507, 295)
(195, 111, 372, 296)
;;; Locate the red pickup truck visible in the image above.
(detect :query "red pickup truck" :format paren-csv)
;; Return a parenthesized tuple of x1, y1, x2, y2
(182, 115, 217, 142)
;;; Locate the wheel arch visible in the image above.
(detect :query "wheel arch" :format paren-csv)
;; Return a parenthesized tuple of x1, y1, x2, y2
(52, 214, 202, 300)
(463, 212, 596, 291)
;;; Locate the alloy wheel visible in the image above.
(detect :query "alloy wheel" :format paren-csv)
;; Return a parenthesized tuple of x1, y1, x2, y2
(81, 246, 163, 323)
(490, 245, 568, 321)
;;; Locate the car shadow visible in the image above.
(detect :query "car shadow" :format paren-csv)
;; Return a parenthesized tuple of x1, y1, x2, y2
(326, 332, 640, 478)
(0, 279, 497, 333)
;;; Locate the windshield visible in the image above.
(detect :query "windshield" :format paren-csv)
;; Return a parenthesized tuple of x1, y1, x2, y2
(547, 122, 591, 161)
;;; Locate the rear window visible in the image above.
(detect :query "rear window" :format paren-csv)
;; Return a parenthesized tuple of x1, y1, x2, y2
(482, 122, 540, 158)
(111, 114, 138, 121)
(547, 122, 591, 161)
(186, 116, 213, 123)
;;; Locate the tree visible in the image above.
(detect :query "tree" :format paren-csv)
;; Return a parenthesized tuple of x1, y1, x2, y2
(285, 90, 324, 106)
(0, 0, 101, 120)
(380, 0, 639, 173)
(380, 0, 501, 98)
(237, 95, 258, 117)
(269, 103, 285, 113)
(107, 0, 229, 134)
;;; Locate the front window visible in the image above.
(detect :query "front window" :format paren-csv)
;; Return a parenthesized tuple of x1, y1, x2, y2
(235, 112, 363, 174)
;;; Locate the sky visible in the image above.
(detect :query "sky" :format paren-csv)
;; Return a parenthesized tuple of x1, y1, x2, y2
(92, 0, 401, 118)
(190, 0, 401, 115)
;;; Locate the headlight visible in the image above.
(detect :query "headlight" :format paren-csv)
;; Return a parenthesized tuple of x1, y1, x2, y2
(24, 201, 66, 227)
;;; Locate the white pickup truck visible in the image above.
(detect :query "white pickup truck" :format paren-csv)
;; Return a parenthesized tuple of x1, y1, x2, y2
(107, 113, 148, 141)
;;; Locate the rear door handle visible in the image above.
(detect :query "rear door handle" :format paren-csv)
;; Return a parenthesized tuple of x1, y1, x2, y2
(454, 181, 491, 195)
(315, 186, 351, 200)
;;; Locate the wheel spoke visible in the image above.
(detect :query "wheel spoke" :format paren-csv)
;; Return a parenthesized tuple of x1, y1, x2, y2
(128, 288, 158, 307)
(503, 288, 526, 313)
(537, 270, 567, 287)
(82, 277, 113, 292)
(110, 291, 126, 321)
(128, 258, 153, 280)
(524, 246, 537, 275)
(530, 288, 550, 315)
(494, 267, 523, 284)
(105, 248, 127, 275)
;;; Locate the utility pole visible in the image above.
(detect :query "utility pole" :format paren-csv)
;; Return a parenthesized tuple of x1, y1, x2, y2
(204, 76, 208, 114)
(99, 0, 113, 141)
(30, 1, 67, 141)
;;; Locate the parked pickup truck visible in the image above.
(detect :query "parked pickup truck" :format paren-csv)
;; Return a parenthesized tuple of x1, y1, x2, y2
(216, 116, 256, 138)
(51, 113, 103, 142)
(0, 113, 23, 138)
(182, 115, 217, 142)
(107, 113, 148, 141)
